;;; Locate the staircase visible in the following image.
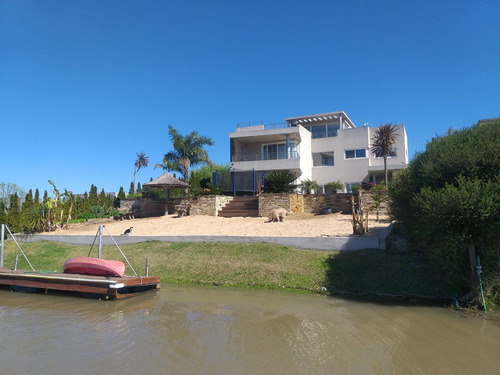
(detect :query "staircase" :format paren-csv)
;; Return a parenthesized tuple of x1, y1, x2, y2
(217, 196, 259, 218)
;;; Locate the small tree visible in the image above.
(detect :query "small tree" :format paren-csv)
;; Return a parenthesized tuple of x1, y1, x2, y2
(7, 194, 22, 232)
(370, 124, 399, 186)
(300, 179, 320, 194)
(325, 181, 344, 194)
(263, 171, 298, 193)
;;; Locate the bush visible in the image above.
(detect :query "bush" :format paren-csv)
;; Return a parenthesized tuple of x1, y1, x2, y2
(390, 120, 500, 305)
(263, 171, 299, 193)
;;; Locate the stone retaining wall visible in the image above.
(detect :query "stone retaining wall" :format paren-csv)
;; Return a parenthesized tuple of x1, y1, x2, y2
(119, 198, 165, 217)
(259, 193, 353, 216)
(122, 192, 389, 218)
(167, 195, 233, 216)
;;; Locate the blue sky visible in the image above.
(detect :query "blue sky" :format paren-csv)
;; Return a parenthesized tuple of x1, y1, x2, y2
(1, 0, 499, 196)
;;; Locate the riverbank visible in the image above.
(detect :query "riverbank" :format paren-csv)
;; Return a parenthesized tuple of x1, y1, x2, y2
(2, 240, 447, 301)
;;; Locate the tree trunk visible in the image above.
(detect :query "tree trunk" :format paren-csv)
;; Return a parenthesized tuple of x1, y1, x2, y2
(468, 242, 479, 300)
(384, 156, 388, 186)
(351, 190, 366, 235)
(133, 169, 137, 194)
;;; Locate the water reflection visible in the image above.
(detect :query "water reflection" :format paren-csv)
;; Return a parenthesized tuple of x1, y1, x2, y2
(1, 286, 500, 374)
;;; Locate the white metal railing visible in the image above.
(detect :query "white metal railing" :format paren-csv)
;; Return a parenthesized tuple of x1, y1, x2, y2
(232, 151, 299, 162)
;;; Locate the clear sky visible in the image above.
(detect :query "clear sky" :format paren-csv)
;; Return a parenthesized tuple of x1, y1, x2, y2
(1, 0, 499, 196)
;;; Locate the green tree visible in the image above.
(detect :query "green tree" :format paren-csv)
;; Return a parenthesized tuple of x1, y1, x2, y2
(370, 123, 399, 186)
(89, 184, 98, 207)
(0, 182, 25, 208)
(263, 171, 298, 193)
(133, 151, 149, 194)
(390, 120, 500, 304)
(129, 182, 135, 195)
(0, 201, 8, 227)
(118, 186, 126, 199)
(324, 181, 344, 194)
(137, 182, 142, 193)
(34, 188, 40, 205)
(155, 125, 215, 197)
(43, 190, 49, 204)
(300, 179, 320, 194)
(7, 194, 22, 232)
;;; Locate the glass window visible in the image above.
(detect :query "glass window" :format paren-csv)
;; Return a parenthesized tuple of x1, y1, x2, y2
(313, 152, 334, 166)
(345, 150, 355, 159)
(345, 149, 367, 159)
(311, 125, 326, 139)
(355, 149, 366, 158)
(327, 123, 340, 137)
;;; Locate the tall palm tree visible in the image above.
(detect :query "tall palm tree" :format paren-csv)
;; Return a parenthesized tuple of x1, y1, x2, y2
(133, 151, 150, 194)
(370, 123, 399, 186)
(155, 125, 214, 197)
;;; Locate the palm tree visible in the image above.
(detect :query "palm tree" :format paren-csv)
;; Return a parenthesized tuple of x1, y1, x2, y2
(133, 151, 150, 194)
(300, 179, 320, 194)
(370, 123, 399, 186)
(155, 125, 214, 197)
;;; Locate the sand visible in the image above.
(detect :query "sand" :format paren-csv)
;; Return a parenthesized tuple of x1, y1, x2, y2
(43, 212, 392, 238)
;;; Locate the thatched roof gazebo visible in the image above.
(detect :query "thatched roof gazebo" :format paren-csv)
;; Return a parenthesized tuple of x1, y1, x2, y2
(144, 172, 190, 200)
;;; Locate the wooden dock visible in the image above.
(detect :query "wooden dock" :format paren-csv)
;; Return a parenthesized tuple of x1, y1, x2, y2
(0, 268, 160, 300)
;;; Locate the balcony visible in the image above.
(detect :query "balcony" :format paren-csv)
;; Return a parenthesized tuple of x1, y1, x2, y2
(232, 151, 299, 162)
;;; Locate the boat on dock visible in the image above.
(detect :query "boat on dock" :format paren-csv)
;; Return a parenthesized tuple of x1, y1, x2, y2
(0, 224, 160, 300)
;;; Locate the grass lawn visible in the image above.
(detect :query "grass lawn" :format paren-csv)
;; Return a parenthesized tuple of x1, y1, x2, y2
(1, 240, 447, 299)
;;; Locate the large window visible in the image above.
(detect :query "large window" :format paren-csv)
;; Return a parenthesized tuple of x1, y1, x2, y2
(304, 123, 340, 139)
(313, 152, 334, 166)
(263, 142, 297, 160)
(345, 149, 366, 159)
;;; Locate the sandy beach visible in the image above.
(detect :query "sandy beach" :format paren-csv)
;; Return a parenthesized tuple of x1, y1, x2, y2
(42, 212, 392, 238)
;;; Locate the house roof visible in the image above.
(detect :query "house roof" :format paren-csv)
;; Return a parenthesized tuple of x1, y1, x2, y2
(144, 172, 190, 188)
(285, 111, 356, 128)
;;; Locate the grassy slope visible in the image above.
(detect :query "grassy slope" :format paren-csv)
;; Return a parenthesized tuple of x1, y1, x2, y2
(1, 240, 446, 298)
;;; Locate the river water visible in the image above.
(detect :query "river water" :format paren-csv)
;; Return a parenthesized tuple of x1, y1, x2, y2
(1, 285, 499, 375)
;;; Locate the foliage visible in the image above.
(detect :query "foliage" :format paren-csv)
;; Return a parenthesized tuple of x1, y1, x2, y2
(133, 151, 149, 194)
(324, 181, 344, 194)
(390, 120, 500, 303)
(189, 165, 227, 196)
(300, 179, 320, 194)
(370, 123, 399, 185)
(7, 194, 22, 232)
(369, 184, 387, 221)
(0, 182, 25, 208)
(118, 186, 126, 199)
(141, 187, 167, 199)
(263, 171, 299, 193)
(0, 201, 7, 225)
(155, 125, 214, 196)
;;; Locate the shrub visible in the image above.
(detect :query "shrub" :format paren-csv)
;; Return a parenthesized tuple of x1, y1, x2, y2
(325, 181, 344, 194)
(390, 120, 500, 304)
(263, 171, 299, 193)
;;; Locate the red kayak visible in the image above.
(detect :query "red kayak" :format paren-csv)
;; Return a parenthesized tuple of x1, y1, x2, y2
(63, 257, 126, 277)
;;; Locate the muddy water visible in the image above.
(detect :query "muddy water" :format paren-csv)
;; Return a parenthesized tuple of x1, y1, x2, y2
(1, 286, 499, 375)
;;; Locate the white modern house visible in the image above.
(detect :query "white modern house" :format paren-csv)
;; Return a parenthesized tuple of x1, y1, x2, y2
(228, 111, 408, 193)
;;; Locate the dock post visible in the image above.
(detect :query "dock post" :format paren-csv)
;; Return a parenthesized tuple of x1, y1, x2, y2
(1, 224, 4, 268)
(145, 257, 150, 277)
(98, 225, 103, 259)
(14, 254, 19, 270)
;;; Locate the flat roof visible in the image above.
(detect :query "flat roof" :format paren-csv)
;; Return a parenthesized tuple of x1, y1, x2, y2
(285, 111, 356, 128)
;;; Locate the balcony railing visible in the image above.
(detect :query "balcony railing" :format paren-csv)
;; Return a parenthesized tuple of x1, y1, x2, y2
(236, 122, 289, 130)
(232, 151, 299, 162)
